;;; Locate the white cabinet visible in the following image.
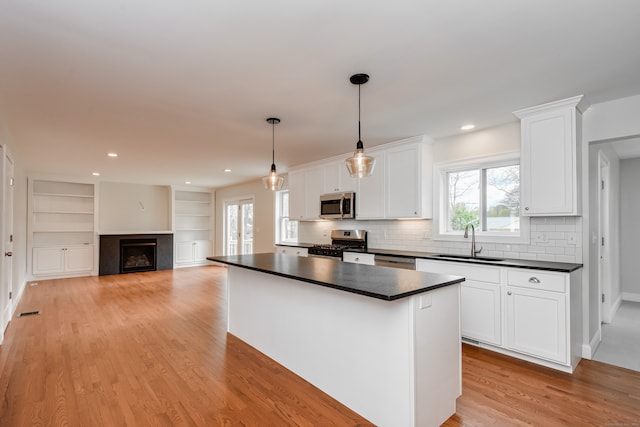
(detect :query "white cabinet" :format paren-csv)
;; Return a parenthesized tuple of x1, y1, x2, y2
(385, 140, 432, 219)
(513, 95, 584, 216)
(417, 259, 502, 346)
(275, 246, 308, 257)
(288, 135, 433, 221)
(175, 240, 212, 266)
(416, 258, 581, 372)
(342, 252, 375, 265)
(288, 167, 323, 220)
(173, 189, 213, 267)
(28, 178, 97, 279)
(505, 269, 568, 364)
(356, 148, 385, 219)
(32, 245, 94, 276)
(322, 161, 357, 193)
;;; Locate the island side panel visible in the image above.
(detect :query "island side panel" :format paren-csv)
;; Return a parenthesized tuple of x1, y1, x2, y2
(226, 266, 415, 427)
(412, 284, 461, 426)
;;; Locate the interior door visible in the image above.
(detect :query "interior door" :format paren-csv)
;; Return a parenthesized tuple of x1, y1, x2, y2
(1, 146, 14, 339)
(225, 198, 254, 255)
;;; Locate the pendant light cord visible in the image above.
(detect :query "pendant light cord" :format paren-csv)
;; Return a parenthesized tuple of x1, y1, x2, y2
(272, 120, 275, 164)
(358, 83, 362, 143)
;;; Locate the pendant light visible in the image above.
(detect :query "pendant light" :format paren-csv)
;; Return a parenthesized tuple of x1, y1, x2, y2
(345, 73, 376, 178)
(262, 117, 285, 191)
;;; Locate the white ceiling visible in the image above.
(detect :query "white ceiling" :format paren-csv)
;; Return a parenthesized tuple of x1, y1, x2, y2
(1, 1, 640, 188)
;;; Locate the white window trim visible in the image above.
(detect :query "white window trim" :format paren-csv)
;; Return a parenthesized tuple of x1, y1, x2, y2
(432, 151, 530, 244)
(275, 190, 298, 244)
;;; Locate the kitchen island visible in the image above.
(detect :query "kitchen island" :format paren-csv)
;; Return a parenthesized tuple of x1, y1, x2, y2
(208, 253, 464, 427)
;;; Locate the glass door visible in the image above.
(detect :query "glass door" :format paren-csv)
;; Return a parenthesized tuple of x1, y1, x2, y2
(225, 198, 254, 255)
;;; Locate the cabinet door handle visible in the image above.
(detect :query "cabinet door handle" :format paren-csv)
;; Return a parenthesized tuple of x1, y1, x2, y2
(507, 291, 512, 295)
(524, 207, 530, 211)
(4, 251, 12, 257)
(355, 257, 360, 262)
(529, 277, 540, 283)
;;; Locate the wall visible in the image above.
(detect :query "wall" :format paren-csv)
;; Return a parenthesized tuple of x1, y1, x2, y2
(620, 157, 640, 301)
(582, 93, 640, 356)
(299, 122, 583, 264)
(214, 178, 278, 256)
(99, 182, 171, 233)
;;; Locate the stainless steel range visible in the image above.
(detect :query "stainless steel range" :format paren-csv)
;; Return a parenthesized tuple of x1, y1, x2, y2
(308, 229, 367, 259)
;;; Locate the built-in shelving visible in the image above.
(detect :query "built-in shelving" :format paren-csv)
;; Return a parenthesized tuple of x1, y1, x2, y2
(28, 178, 97, 279)
(173, 189, 213, 266)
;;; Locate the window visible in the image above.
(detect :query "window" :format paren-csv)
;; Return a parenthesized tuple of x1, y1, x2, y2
(435, 153, 528, 243)
(276, 190, 298, 243)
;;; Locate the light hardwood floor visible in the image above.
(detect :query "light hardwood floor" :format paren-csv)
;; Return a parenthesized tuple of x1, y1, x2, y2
(1, 266, 638, 426)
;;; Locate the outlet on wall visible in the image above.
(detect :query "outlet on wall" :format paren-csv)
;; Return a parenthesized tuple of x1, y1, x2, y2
(535, 233, 548, 243)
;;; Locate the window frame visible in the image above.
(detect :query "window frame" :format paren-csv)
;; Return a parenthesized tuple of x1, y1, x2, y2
(275, 190, 298, 244)
(433, 152, 530, 244)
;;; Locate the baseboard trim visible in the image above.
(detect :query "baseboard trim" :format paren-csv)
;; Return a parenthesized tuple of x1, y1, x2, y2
(583, 328, 602, 359)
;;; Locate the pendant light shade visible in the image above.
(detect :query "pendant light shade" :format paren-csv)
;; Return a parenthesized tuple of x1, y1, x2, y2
(262, 117, 285, 191)
(345, 73, 376, 178)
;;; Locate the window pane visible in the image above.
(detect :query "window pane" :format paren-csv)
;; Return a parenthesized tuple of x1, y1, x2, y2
(447, 170, 480, 231)
(485, 165, 520, 232)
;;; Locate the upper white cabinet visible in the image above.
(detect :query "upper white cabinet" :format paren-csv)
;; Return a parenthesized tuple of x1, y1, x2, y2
(28, 178, 97, 279)
(288, 166, 324, 220)
(384, 138, 432, 219)
(289, 135, 433, 221)
(356, 148, 385, 219)
(513, 95, 585, 216)
(173, 189, 213, 267)
(322, 161, 357, 194)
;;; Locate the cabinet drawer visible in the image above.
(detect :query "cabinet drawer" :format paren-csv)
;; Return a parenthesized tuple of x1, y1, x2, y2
(417, 259, 501, 283)
(507, 269, 566, 293)
(342, 252, 375, 265)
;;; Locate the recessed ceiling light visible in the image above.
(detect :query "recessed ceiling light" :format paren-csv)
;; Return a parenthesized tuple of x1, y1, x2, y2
(92, 172, 100, 176)
(460, 124, 475, 131)
(107, 152, 118, 157)
(224, 169, 232, 173)
(185, 181, 191, 185)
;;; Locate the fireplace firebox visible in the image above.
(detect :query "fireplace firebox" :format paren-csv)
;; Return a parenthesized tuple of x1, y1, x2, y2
(120, 239, 157, 274)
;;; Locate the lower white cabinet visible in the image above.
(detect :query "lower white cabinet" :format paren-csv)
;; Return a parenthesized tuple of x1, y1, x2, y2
(418, 260, 502, 346)
(416, 258, 581, 372)
(505, 269, 568, 364)
(175, 240, 212, 266)
(275, 246, 309, 257)
(342, 252, 375, 265)
(32, 245, 94, 276)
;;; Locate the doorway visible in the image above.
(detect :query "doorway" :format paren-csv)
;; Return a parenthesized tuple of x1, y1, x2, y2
(1, 145, 14, 341)
(224, 198, 254, 255)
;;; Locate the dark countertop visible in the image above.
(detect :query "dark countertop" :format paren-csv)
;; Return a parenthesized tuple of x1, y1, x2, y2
(208, 253, 464, 301)
(275, 242, 316, 248)
(356, 248, 583, 273)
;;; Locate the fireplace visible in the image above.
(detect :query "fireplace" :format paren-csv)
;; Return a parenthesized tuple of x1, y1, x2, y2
(120, 238, 157, 274)
(99, 234, 173, 276)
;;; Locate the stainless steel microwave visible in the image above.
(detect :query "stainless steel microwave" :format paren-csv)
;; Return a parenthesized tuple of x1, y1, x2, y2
(320, 192, 355, 219)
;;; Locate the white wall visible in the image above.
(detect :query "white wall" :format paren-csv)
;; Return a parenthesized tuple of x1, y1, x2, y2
(214, 178, 278, 256)
(581, 93, 640, 357)
(99, 182, 171, 233)
(620, 158, 640, 301)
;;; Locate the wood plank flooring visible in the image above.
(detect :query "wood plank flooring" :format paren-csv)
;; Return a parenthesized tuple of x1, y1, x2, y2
(1, 266, 638, 426)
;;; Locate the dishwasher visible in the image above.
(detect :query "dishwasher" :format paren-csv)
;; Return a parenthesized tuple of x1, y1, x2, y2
(374, 254, 416, 270)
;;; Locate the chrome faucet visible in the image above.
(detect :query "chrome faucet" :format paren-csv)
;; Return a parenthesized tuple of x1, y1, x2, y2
(463, 224, 483, 257)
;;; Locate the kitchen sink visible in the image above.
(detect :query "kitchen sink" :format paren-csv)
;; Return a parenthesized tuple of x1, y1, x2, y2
(433, 254, 504, 262)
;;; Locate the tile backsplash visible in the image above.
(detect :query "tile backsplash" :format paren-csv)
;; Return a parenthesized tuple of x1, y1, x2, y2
(298, 216, 582, 264)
